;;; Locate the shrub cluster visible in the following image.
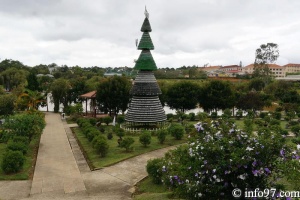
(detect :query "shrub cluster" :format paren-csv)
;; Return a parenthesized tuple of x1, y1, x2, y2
(77, 118, 109, 157)
(1, 111, 45, 174)
(147, 119, 300, 199)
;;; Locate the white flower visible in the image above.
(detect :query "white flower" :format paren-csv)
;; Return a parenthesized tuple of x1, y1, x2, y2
(246, 147, 254, 151)
(297, 144, 300, 150)
(198, 193, 202, 197)
(216, 178, 222, 182)
(238, 174, 246, 180)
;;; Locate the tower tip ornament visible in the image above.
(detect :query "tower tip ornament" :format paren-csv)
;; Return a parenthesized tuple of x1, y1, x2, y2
(144, 6, 149, 18)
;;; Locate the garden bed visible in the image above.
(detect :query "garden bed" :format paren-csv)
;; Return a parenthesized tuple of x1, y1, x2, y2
(72, 126, 188, 169)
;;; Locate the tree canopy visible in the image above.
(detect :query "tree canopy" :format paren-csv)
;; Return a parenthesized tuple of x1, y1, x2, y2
(198, 80, 235, 112)
(96, 76, 131, 116)
(166, 81, 200, 113)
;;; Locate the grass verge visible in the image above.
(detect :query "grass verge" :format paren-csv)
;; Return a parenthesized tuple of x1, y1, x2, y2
(133, 177, 173, 200)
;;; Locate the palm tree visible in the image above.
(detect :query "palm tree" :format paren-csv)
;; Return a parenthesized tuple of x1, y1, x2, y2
(17, 89, 45, 110)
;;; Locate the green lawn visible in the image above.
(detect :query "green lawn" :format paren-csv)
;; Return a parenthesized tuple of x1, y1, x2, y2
(134, 177, 172, 200)
(0, 135, 40, 180)
(72, 127, 188, 169)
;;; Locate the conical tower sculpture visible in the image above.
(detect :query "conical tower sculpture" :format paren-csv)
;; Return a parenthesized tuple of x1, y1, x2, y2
(125, 9, 166, 128)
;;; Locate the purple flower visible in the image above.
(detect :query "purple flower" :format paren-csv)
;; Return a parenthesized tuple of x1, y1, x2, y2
(252, 161, 257, 167)
(252, 170, 259, 176)
(173, 175, 178, 180)
(280, 149, 285, 157)
(195, 173, 199, 177)
(264, 168, 271, 174)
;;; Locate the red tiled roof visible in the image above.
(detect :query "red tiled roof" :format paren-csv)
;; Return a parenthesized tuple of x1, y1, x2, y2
(283, 63, 300, 67)
(80, 91, 97, 98)
(244, 64, 283, 69)
(222, 65, 240, 69)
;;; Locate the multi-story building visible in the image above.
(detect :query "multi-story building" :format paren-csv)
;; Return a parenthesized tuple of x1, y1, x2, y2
(198, 66, 221, 77)
(243, 64, 285, 78)
(283, 63, 300, 74)
(219, 65, 243, 76)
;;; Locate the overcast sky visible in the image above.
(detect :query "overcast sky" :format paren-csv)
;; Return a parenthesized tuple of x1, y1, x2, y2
(0, 0, 299, 68)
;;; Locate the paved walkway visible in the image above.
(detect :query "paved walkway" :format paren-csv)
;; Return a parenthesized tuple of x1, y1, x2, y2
(30, 113, 86, 195)
(0, 112, 175, 200)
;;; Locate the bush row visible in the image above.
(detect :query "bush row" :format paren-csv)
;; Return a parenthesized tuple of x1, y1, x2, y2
(77, 118, 109, 157)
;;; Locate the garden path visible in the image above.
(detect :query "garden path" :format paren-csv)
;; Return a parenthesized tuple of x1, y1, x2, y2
(0, 112, 175, 200)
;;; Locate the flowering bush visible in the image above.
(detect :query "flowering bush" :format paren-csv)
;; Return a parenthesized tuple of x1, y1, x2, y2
(148, 119, 300, 199)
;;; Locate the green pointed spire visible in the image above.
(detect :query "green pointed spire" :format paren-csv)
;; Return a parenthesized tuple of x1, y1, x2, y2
(141, 17, 152, 32)
(138, 32, 154, 50)
(134, 50, 157, 70)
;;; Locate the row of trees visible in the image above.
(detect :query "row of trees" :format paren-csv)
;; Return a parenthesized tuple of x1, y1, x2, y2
(160, 78, 300, 115)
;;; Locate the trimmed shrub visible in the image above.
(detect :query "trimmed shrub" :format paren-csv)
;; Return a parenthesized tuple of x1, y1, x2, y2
(82, 127, 95, 137)
(120, 137, 135, 152)
(1, 150, 25, 174)
(210, 112, 218, 119)
(97, 126, 105, 134)
(269, 119, 280, 126)
(87, 130, 99, 142)
(185, 124, 195, 135)
(244, 118, 254, 134)
(254, 119, 265, 127)
(7, 142, 28, 155)
(291, 137, 300, 144)
(116, 115, 125, 124)
(291, 125, 300, 136)
(168, 124, 185, 140)
(236, 110, 243, 119)
(0, 130, 11, 143)
(107, 131, 113, 140)
(114, 127, 125, 139)
(89, 118, 97, 126)
(289, 121, 298, 126)
(157, 129, 167, 144)
(12, 136, 29, 145)
(198, 112, 209, 121)
(280, 129, 289, 136)
(96, 118, 103, 126)
(272, 112, 282, 120)
(166, 113, 174, 120)
(93, 136, 109, 157)
(139, 131, 152, 147)
(103, 116, 112, 126)
(222, 109, 232, 119)
(188, 112, 196, 121)
(146, 158, 163, 184)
